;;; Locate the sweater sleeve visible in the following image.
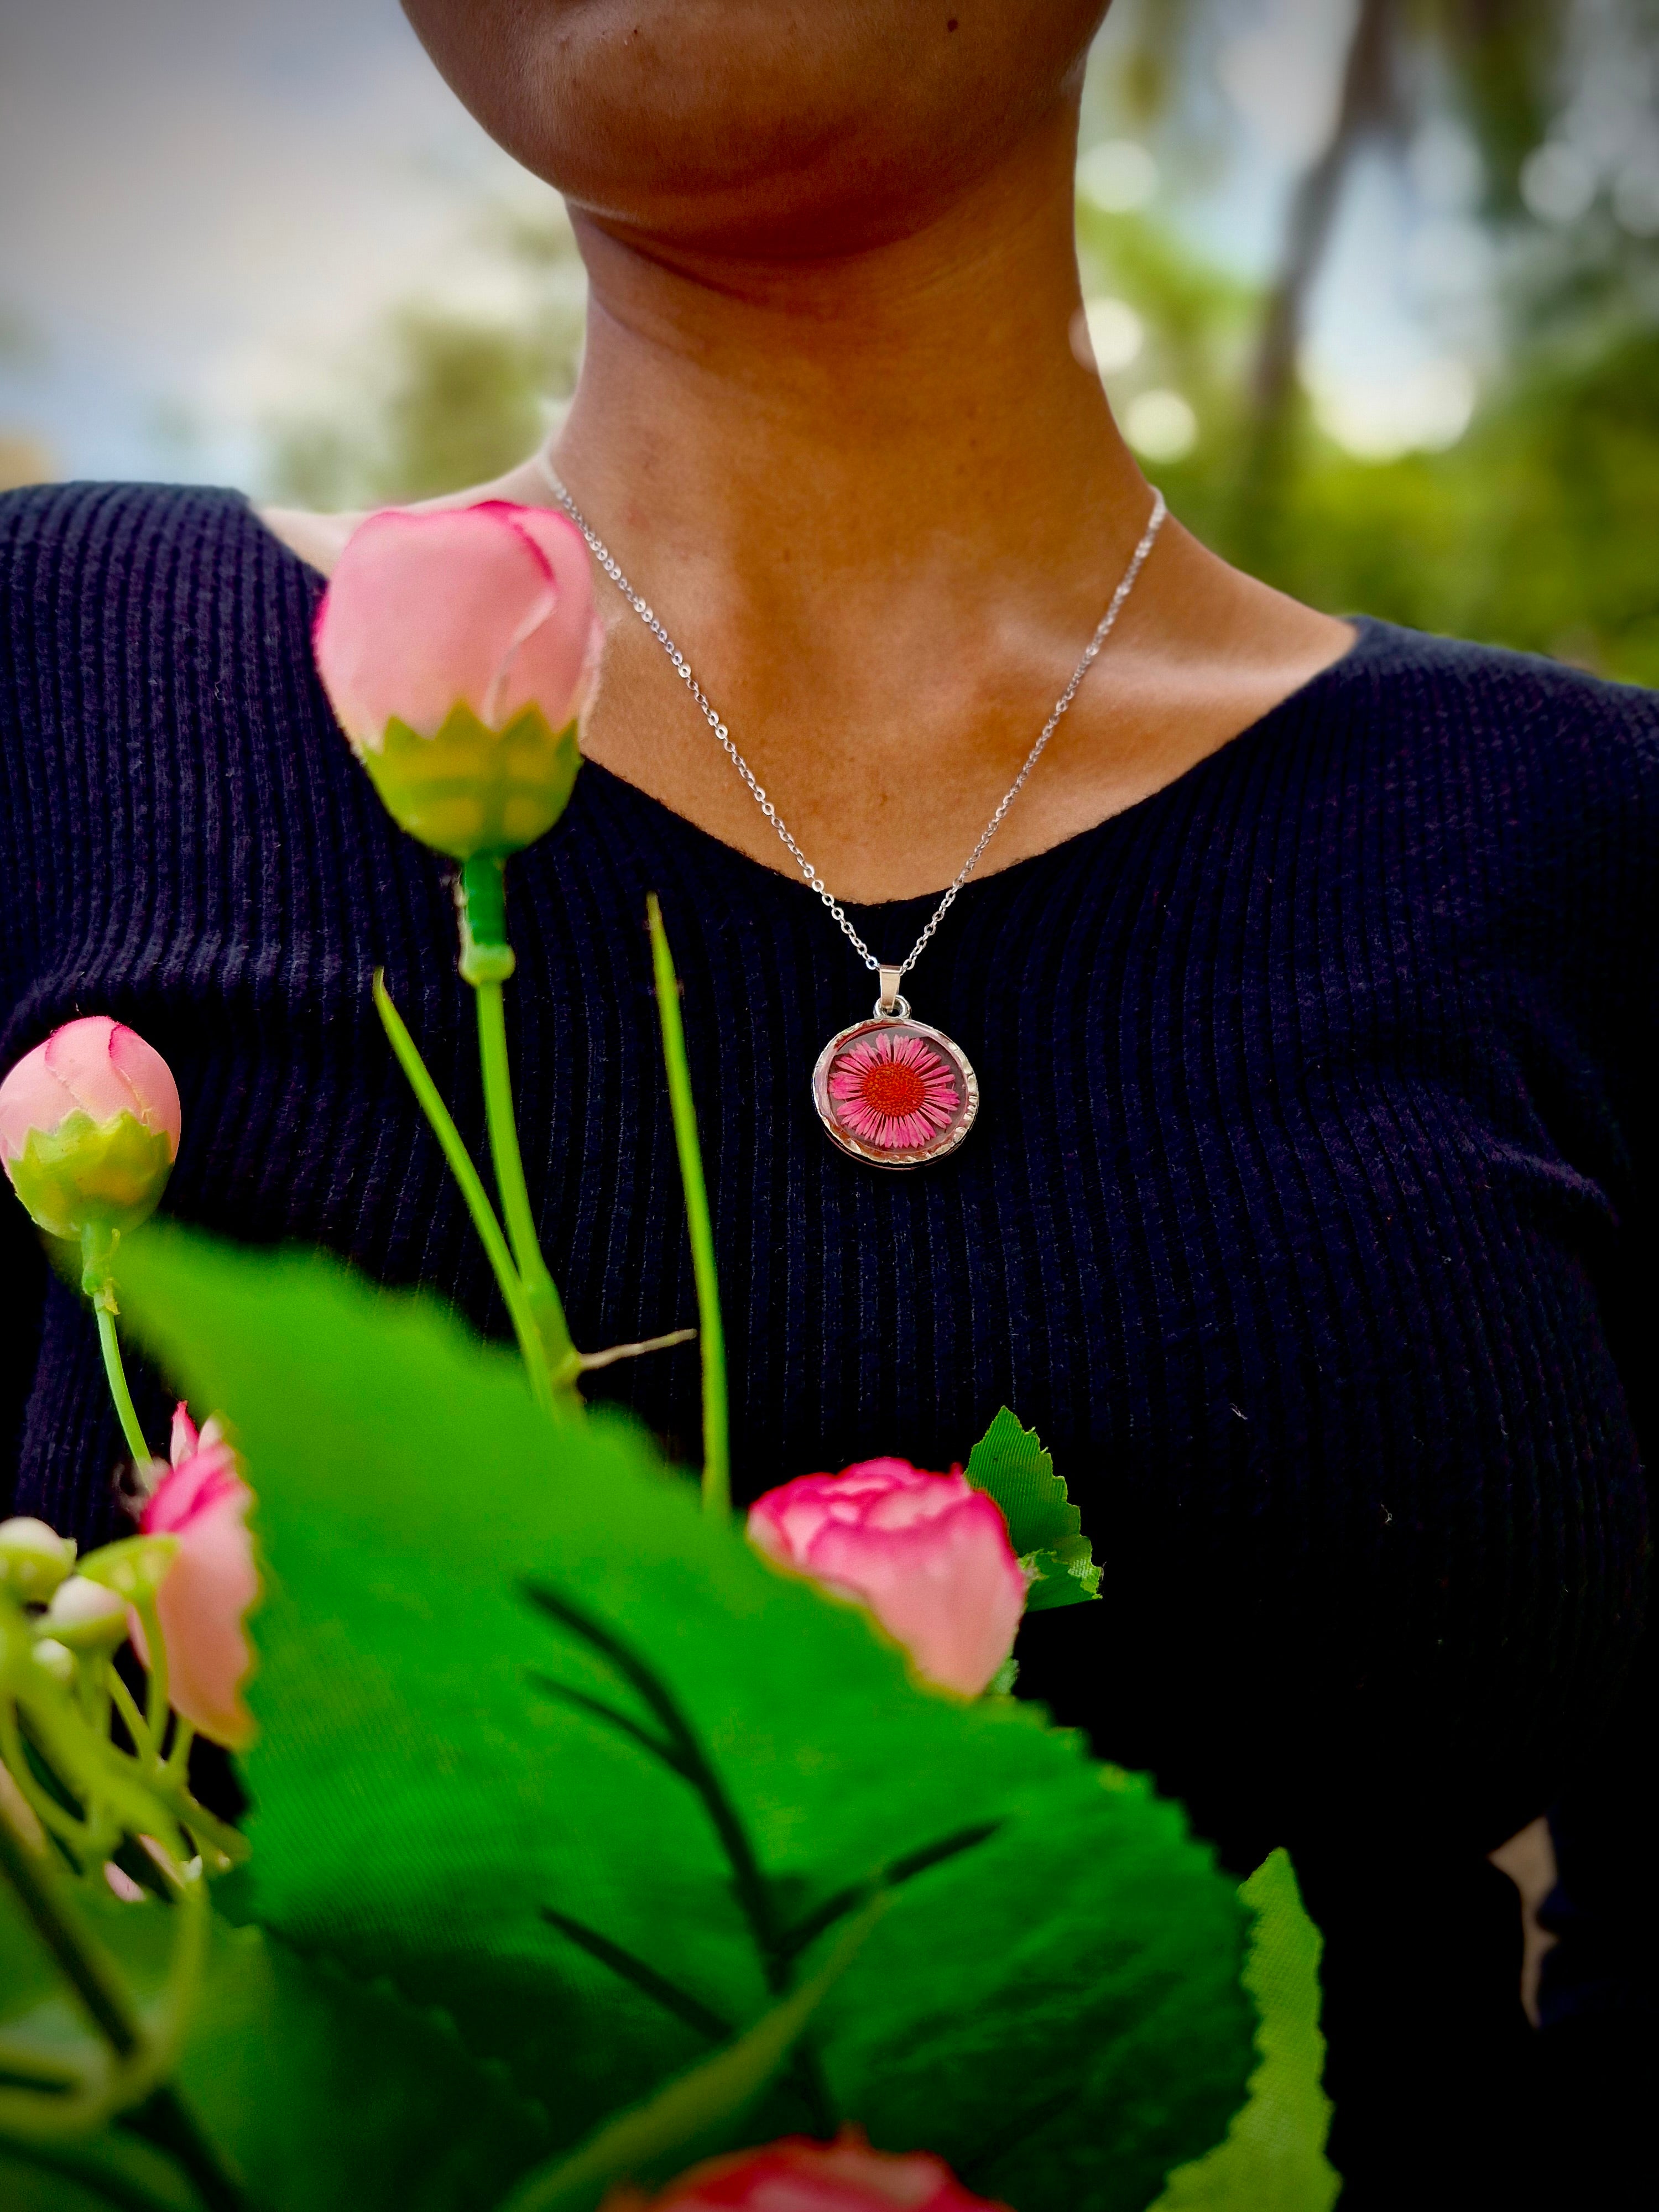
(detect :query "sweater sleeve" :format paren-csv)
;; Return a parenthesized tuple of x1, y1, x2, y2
(1515, 654, 1659, 2158)
(0, 487, 58, 1509)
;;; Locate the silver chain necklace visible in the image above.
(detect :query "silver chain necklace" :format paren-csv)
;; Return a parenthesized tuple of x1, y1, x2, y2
(535, 451, 1166, 1169)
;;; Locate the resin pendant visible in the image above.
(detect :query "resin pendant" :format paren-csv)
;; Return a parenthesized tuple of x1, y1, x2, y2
(813, 972, 979, 1170)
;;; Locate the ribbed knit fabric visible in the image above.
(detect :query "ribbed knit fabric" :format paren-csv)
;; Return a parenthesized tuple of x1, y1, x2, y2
(2, 481, 1655, 2198)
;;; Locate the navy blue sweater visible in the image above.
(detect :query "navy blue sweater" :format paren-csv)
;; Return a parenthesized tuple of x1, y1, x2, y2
(2, 481, 1654, 2192)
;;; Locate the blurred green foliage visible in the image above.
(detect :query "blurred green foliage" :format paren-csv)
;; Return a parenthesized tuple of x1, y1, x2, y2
(1079, 201, 1659, 684)
(1085, 0, 1659, 681)
(265, 0, 1659, 685)
(272, 310, 553, 510)
(265, 205, 586, 510)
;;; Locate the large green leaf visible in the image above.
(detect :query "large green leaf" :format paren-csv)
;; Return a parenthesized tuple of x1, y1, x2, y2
(113, 1225, 1254, 2212)
(173, 1924, 550, 2212)
(500, 1901, 885, 2212)
(1149, 1850, 1339, 2212)
(0, 2137, 197, 2212)
(0, 1877, 550, 2212)
(966, 1406, 1102, 1611)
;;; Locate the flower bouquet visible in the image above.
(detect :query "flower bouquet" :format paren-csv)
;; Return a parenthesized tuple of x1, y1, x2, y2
(0, 504, 1338, 2212)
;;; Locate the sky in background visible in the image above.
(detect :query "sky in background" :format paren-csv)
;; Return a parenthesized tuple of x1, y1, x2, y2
(0, 0, 1480, 491)
(0, 0, 559, 484)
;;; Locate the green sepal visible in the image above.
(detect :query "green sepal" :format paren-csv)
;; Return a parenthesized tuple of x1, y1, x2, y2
(77, 1537, 179, 1608)
(361, 703, 581, 862)
(966, 1406, 1101, 1611)
(6, 1113, 173, 1244)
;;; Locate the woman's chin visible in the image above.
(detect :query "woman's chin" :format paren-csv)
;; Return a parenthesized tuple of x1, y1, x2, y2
(401, 0, 1106, 255)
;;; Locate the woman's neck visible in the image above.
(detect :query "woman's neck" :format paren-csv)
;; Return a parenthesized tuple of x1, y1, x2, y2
(262, 98, 1352, 904)
(552, 97, 1149, 653)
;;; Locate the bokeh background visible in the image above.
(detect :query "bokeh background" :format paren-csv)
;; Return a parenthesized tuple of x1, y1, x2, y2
(2, 0, 1656, 679)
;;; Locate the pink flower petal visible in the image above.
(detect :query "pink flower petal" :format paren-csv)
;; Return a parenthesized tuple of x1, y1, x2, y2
(0, 1018, 180, 1162)
(169, 1402, 199, 1468)
(150, 1486, 258, 1749)
(639, 2124, 1010, 2208)
(748, 1463, 1024, 1696)
(826, 1030, 960, 1151)
(138, 1436, 257, 1749)
(312, 501, 598, 752)
(140, 1432, 242, 1533)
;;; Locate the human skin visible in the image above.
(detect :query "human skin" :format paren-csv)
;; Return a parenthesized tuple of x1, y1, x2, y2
(267, 0, 1354, 902)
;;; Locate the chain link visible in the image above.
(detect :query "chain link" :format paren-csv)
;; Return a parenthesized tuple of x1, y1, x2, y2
(534, 452, 1166, 980)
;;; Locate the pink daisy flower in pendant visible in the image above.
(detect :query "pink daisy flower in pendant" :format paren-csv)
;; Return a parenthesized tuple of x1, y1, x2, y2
(828, 1030, 961, 1151)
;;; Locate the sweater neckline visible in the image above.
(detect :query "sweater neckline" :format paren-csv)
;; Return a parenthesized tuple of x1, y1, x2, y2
(249, 491, 1381, 916)
(571, 620, 1382, 919)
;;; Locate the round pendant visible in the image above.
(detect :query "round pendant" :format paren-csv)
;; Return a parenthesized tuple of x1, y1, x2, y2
(812, 997, 979, 1170)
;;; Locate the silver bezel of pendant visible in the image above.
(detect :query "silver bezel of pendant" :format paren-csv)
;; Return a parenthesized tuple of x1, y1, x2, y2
(812, 1012, 980, 1170)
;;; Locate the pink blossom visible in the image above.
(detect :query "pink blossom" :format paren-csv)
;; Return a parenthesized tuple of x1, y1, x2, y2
(133, 1405, 258, 1750)
(748, 1460, 1026, 1697)
(606, 2128, 1009, 2210)
(312, 501, 602, 754)
(827, 1032, 959, 1151)
(0, 1018, 180, 1166)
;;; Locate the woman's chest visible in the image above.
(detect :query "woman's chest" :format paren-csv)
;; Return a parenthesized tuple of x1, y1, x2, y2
(483, 810, 1632, 1527)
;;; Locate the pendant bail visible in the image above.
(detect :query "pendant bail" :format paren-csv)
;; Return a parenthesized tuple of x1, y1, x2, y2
(877, 964, 904, 1016)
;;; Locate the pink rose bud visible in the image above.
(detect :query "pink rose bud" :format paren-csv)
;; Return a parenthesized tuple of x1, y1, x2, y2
(747, 1459, 1027, 1698)
(607, 2128, 1009, 2210)
(312, 500, 602, 859)
(0, 1016, 180, 1243)
(132, 1405, 258, 1750)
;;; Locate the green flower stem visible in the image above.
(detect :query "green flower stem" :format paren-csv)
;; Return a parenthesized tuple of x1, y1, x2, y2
(106, 1668, 154, 1766)
(0, 1698, 88, 1858)
(0, 1771, 140, 2056)
(456, 857, 582, 1411)
(123, 1874, 244, 2212)
(82, 1228, 150, 1468)
(95, 1312, 151, 1470)
(160, 1718, 194, 1789)
(133, 1601, 169, 1765)
(152, 1779, 249, 1872)
(457, 849, 512, 967)
(472, 973, 581, 1403)
(646, 897, 729, 1518)
(576, 1326, 697, 1374)
(1, 1692, 244, 2210)
(75, 1647, 108, 1741)
(372, 972, 557, 1418)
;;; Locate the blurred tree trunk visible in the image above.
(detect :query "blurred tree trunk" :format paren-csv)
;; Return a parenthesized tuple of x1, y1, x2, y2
(1236, 0, 1397, 558)
(1252, 0, 1396, 421)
